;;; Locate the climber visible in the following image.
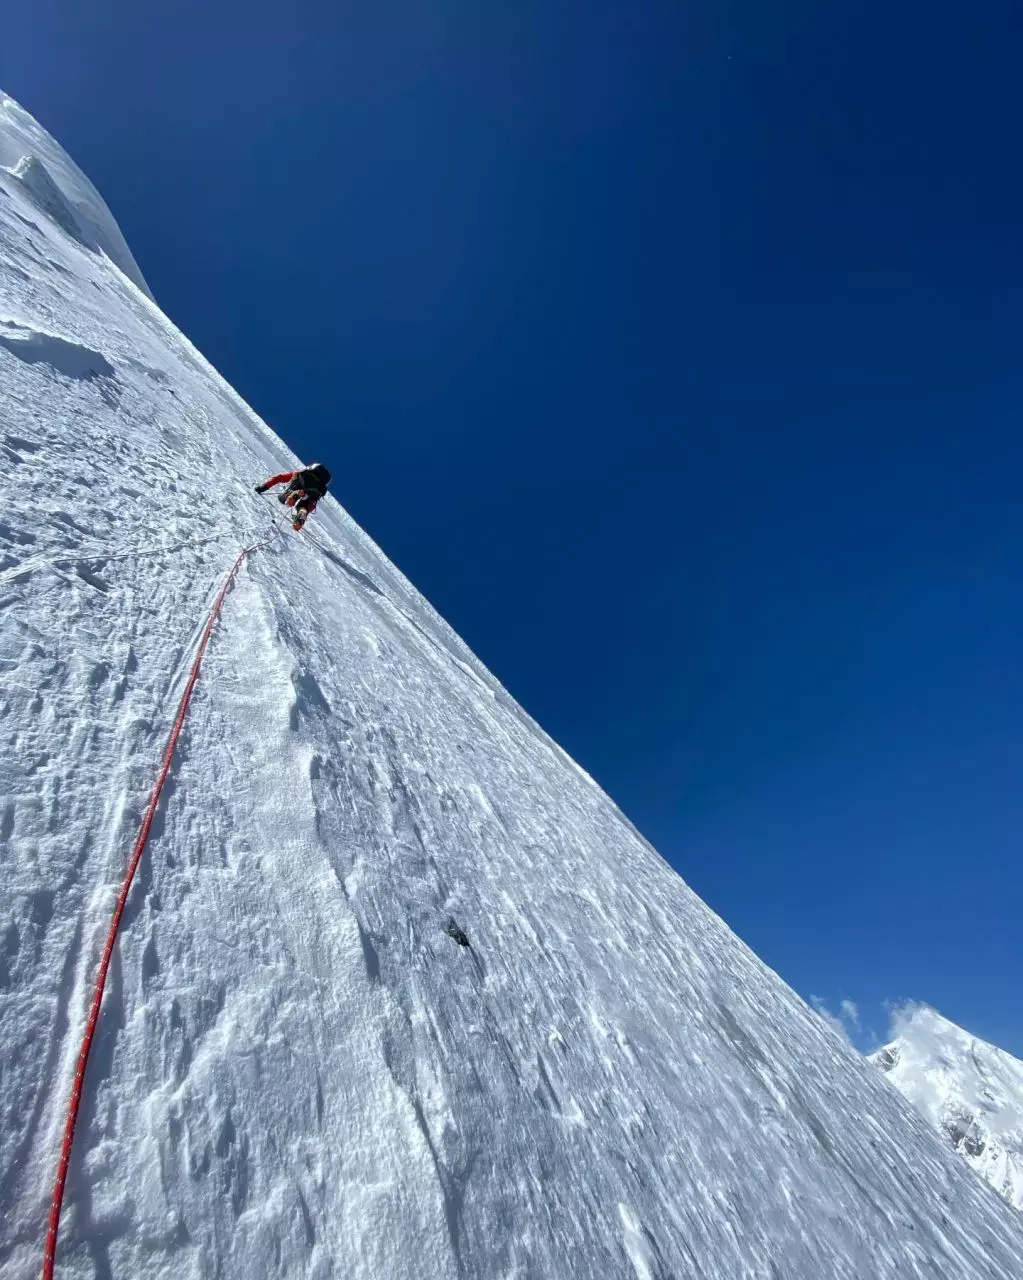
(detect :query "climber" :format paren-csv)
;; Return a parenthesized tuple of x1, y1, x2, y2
(255, 463, 331, 530)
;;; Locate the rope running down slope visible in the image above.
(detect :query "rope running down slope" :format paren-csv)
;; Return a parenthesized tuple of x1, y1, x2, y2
(41, 521, 282, 1279)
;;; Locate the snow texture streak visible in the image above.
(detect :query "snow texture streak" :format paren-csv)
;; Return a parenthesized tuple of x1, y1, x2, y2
(1, 94, 1022, 1280)
(872, 1005, 1023, 1213)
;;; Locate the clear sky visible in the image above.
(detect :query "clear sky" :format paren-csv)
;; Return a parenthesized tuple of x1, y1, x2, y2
(4, 1, 1021, 1056)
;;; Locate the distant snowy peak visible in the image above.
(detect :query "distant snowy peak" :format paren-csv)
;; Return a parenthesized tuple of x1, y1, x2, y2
(0, 91, 152, 298)
(871, 1005, 1023, 1210)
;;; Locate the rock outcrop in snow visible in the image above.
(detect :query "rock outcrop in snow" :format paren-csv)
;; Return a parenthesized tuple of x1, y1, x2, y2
(2, 93, 1023, 1280)
(871, 1005, 1023, 1212)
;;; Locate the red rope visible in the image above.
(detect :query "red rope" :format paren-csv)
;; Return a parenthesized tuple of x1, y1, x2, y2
(41, 526, 279, 1278)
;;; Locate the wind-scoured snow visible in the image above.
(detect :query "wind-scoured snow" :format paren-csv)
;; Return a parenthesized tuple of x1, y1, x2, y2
(0, 92, 152, 300)
(2, 95, 1023, 1280)
(872, 1005, 1023, 1212)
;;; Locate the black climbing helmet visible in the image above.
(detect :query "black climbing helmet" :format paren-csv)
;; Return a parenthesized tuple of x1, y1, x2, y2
(307, 462, 331, 486)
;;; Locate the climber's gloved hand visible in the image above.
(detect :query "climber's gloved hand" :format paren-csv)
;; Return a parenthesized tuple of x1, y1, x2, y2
(254, 483, 268, 494)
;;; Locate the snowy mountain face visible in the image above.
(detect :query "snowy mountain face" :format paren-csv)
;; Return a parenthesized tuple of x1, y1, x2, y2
(0, 93, 152, 301)
(1, 94, 1022, 1280)
(871, 1006, 1023, 1213)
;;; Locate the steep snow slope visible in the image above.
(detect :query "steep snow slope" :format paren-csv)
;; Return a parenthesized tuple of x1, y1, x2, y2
(872, 1005, 1023, 1212)
(2, 99, 1023, 1280)
(0, 93, 152, 300)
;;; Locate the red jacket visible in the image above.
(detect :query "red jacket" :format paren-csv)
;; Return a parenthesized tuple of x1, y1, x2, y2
(260, 471, 319, 514)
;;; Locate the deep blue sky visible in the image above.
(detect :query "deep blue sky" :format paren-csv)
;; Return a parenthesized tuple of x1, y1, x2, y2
(4, 1, 1022, 1055)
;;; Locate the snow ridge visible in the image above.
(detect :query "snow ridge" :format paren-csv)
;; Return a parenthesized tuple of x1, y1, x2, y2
(2, 93, 1023, 1280)
(872, 1005, 1023, 1211)
(0, 92, 152, 299)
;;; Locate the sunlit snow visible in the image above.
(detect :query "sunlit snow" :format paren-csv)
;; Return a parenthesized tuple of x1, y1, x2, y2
(872, 1004, 1023, 1212)
(1, 92, 1022, 1279)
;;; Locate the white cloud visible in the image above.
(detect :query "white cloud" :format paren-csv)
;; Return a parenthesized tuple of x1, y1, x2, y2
(811, 996, 856, 1048)
(840, 999, 861, 1030)
(884, 999, 926, 1042)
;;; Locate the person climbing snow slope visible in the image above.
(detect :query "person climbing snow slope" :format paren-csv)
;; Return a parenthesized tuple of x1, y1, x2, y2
(255, 462, 331, 530)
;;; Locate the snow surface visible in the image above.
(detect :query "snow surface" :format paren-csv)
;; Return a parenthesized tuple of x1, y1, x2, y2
(871, 1005, 1023, 1213)
(2, 95, 1023, 1280)
(0, 93, 152, 301)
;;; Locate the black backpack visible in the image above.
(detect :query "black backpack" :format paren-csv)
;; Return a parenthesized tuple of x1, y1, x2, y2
(296, 464, 331, 497)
